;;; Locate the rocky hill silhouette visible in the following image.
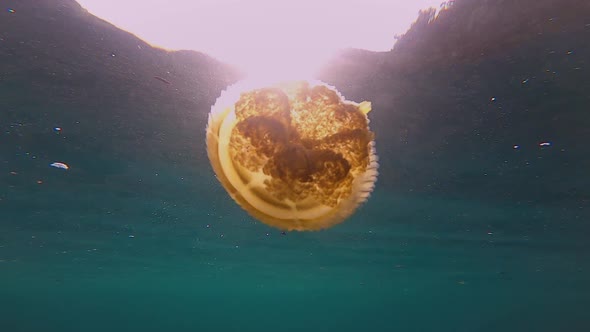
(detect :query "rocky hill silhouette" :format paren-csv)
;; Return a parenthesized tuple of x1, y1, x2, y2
(321, 0, 589, 206)
(1, 0, 588, 208)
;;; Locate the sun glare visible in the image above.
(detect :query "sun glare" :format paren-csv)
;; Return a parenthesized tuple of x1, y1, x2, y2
(76, 0, 441, 79)
(229, 46, 336, 81)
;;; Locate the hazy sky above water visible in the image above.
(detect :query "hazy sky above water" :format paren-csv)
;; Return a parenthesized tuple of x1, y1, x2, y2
(76, 0, 442, 78)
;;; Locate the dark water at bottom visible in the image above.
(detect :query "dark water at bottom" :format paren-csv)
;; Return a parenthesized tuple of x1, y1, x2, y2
(1, 171, 588, 331)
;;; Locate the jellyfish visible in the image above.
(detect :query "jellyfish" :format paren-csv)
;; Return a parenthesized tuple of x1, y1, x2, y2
(206, 79, 378, 231)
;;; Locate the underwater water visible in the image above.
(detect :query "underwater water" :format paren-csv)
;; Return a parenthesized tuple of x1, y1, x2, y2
(1, 0, 589, 331)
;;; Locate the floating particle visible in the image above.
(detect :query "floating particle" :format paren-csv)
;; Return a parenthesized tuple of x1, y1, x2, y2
(539, 142, 552, 147)
(490, 97, 496, 102)
(154, 76, 171, 84)
(7, 8, 15, 13)
(513, 145, 520, 149)
(36, 180, 43, 184)
(53, 127, 62, 133)
(521, 79, 529, 84)
(50, 162, 69, 170)
(128, 235, 135, 238)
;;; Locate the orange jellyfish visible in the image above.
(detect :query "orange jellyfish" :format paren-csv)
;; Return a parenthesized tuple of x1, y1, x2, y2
(206, 79, 378, 231)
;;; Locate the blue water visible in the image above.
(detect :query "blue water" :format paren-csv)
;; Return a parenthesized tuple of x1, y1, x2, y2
(1, 0, 589, 331)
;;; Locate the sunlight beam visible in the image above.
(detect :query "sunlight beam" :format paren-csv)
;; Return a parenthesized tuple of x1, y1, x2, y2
(76, 0, 442, 78)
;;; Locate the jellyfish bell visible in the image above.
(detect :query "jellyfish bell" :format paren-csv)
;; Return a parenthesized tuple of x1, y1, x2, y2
(206, 78, 378, 231)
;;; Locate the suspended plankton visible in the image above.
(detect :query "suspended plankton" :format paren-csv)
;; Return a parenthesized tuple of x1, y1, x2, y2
(206, 79, 378, 231)
(49, 162, 69, 170)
